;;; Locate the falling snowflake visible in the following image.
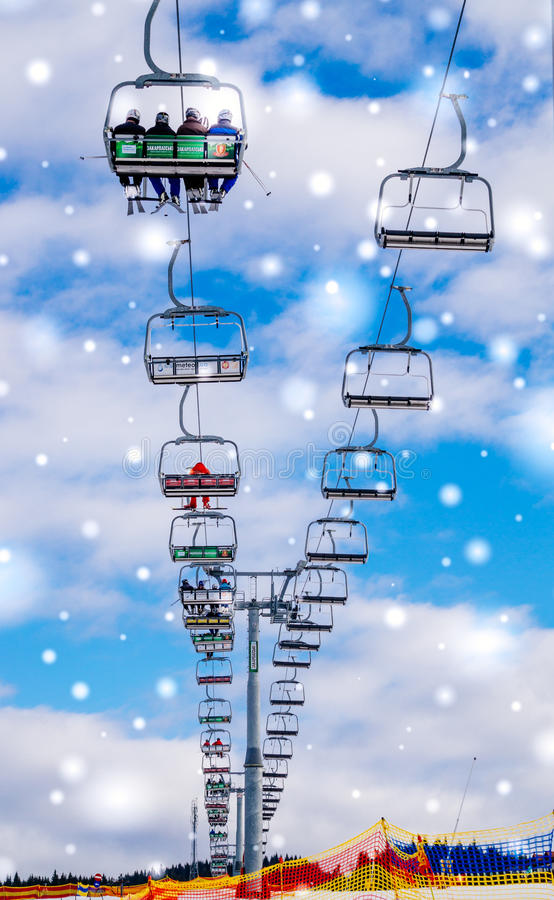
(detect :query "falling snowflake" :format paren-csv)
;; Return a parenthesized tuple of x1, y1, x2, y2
(71, 681, 90, 701)
(26, 59, 51, 85)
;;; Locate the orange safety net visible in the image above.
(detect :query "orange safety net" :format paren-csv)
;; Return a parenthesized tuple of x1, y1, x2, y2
(3, 812, 554, 900)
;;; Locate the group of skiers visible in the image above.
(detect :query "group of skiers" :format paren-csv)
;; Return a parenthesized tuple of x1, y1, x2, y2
(113, 106, 240, 206)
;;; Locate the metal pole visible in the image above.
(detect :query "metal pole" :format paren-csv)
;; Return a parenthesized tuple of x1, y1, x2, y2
(244, 577, 263, 874)
(234, 789, 245, 874)
(190, 798, 198, 878)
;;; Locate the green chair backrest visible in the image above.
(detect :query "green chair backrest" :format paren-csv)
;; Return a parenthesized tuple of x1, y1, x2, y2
(115, 139, 142, 159)
(176, 136, 205, 160)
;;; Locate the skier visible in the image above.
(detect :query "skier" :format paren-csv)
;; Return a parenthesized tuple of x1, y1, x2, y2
(145, 112, 181, 207)
(207, 110, 240, 201)
(177, 108, 208, 200)
(183, 462, 212, 510)
(113, 109, 145, 198)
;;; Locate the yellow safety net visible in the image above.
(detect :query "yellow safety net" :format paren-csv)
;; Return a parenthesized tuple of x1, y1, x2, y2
(2, 812, 553, 900)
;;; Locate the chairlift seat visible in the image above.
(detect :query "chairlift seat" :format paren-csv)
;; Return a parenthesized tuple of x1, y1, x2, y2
(263, 737, 293, 760)
(163, 474, 239, 497)
(294, 566, 348, 605)
(192, 633, 234, 653)
(198, 699, 232, 725)
(343, 345, 434, 410)
(145, 307, 248, 386)
(202, 755, 231, 774)
(322, 447, 397, 500)
(305, 517, 369, 565)
(266, 713, 299, 737)
(272, 646, 312, 669)
(197, 657, 233, 685)
(374, 168, 494, 252)
(286, 614, 332, 633)
(279, 636, 320, 652)
(270, 680, 305, 707)
(109, 134, 243, 178)
(170, 512, 237, 563)
(186, 614, 232, 629)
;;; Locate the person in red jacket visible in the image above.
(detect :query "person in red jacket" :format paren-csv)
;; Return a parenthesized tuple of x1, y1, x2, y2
(183, 461, 211, 510)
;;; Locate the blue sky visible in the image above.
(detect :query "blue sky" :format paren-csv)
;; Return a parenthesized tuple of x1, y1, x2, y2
(0, 0, 553, 880)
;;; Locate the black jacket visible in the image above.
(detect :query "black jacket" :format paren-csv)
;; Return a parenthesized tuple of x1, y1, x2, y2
(113, 121, 146, 135)
(145, 122, 176, 136)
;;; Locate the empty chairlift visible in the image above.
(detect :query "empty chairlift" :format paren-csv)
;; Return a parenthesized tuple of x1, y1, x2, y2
(263, 777, 285, 794)
(198, 698, 232, 725)
(145, 306, 248, 386)
(374, 94, 494, 251)
(196, 657, 233, 685)
(278, 623, 321, 653)
(343, 287, 433, 410)
(270, 680, 305, 707)
(294, 566, 348, 605)
(305, 517, 369, 565)
(286, 604, 333, 633)
(272, 643, 312, 669)
(169, 512, 237, 562)
(263, 758, 288, 779)
(322, 446, 397, 500)
(266, 713, 299, 737)
(263, 737, 293, 760)
(202, 753, 231, 775)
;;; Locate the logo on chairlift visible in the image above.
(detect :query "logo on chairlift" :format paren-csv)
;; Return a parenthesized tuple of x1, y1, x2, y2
(214, 143, 228, 157)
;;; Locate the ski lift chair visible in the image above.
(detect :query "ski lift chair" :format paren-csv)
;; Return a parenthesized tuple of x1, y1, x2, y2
(179, 564, 236, 609)
(305, 517, 369, 564)
(374, 94, 494, 251)
(197, 657, 233, 685)
(104, 0, 247, 213)
(202, 753, 231, 775)
(272, 644, 312, 669)
(263, 758, 288, 779)
(269, 680, 305, 707)
(159, 435, 240, 498)
(145, 306, 248, 385)
(191, 630, 234, 653)
(286, 604, 333, 633)
(169, 512, 237, 563)
(263, 737, 293, 760)
(322, 447, 397, 500)
(294, 566, 348, 605)
(200, 729, 231, 754)
(342, 287, 433, 410)
(266, 713, 299, 737)
(278, 623, 321, 653)
(198, 698, 232, 725)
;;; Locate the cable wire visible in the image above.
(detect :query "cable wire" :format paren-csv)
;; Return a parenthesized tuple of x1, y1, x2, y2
(175, 0, 185, 120)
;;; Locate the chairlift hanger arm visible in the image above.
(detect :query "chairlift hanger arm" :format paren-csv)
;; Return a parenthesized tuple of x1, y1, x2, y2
(176, 385, 228, 442)
(167, 240, 191, 310)
(442, 93, 468, 171)
(144, 0, 217, 82)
